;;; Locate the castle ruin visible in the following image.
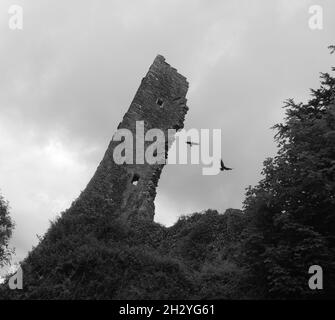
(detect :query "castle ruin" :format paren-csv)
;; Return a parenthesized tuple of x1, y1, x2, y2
(75, 55, 189, 221)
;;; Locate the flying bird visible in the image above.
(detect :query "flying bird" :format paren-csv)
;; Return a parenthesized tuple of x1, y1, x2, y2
(186, 141, 200, 147)
(220, 159, 233, 171)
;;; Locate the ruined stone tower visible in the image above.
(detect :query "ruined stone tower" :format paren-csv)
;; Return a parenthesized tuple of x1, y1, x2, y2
(76, 55, 189, 221)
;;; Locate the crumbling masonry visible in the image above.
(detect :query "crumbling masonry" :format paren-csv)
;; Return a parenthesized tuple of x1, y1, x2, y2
(76, 55, 189, 221)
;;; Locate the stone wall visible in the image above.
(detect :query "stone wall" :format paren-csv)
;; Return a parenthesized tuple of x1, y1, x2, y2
(77, 55, 189, 221)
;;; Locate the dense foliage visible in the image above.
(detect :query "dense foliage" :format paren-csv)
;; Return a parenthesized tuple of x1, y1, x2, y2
(241, 47, 335, 299)
(0, 192, 14, 267)
(0, 208, 247, 299)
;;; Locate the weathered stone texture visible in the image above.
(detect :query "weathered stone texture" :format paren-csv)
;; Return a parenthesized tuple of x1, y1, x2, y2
(77, 55, 189, 221)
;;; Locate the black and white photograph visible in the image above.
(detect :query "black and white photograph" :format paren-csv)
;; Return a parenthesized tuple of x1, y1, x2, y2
(0, 0, 334, 309)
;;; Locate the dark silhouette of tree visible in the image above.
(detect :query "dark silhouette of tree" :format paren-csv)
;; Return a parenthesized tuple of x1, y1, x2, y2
(242, 47, 335, 299)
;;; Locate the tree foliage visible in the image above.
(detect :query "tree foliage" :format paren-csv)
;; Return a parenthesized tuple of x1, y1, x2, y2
(242, 48, 335, 299)
(0, 192, 14, 267)
(0, 209, 246, 299)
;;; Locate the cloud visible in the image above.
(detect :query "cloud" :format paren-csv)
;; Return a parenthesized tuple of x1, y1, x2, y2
(276, 0, 311, 22)
(0, 115, 92, 261)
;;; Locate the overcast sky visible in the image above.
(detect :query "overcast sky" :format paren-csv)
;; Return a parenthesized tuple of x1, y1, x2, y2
(0, 0, 334, 265)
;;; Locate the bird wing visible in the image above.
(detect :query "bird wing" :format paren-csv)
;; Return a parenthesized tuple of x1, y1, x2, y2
(220, 160, 224, 167)
(187, 141, 199, 146)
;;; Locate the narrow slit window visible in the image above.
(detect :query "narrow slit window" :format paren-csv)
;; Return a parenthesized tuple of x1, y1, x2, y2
(131, 173, 140, 186)
(156, 98, 164, 107)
